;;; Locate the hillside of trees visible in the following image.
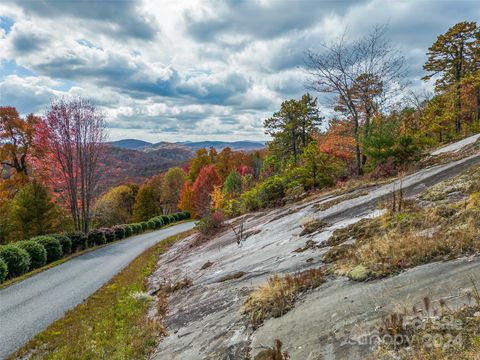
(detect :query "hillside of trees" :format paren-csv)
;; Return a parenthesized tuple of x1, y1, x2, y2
(0, 21, 479, 247)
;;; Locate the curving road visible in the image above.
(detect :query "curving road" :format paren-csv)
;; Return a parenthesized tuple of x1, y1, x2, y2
(0, 221, 195, 359)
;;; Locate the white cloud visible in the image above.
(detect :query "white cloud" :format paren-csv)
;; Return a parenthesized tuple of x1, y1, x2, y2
(0, 0, 478, 141)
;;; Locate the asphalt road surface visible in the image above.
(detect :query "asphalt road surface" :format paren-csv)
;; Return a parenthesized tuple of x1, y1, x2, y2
(0, 221, 195, 359)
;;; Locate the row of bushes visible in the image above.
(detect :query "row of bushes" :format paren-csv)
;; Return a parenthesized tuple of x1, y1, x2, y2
(0, 211, 190, 283)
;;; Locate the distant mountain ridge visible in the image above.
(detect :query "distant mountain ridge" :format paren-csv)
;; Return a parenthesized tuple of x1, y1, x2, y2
(100, 139, 264, 193)
(109, 139, 265, 152)
(108, 139, 152, 150)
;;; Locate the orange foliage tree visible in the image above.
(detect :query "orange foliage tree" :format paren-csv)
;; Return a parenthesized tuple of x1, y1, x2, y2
(191, 165, 221, 217)
(178, 181, 195, 217)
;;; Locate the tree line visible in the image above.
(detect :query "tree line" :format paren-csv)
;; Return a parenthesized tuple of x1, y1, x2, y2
(1, 21, 479, 243)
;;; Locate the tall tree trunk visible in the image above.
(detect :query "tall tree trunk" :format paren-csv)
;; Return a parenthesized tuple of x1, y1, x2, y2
(353, 116, 363, 176)
(476, 85, 480, 124)
(454, 57, 463, 134)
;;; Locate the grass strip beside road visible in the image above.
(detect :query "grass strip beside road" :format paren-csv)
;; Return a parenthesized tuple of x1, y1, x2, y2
(9, 229, 195, 360)
(0, 220, 193, 290)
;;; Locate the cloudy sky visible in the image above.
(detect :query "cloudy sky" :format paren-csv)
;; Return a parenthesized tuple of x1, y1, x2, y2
(0, 0, 478, 142)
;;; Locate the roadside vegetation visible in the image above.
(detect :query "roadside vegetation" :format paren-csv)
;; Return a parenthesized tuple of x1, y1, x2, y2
(9, 229, 194, 360)
(0, 211, 190, 284)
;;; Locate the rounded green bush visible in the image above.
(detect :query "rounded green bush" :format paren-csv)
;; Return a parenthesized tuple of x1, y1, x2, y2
(0, 245, 30, 278)
(140, 222, 149, 231)
(184, 211, 191, 219)
(154, 217, 163, 228)
(16, 240, 47, 269)
(147, 220, 156, 230)
(101, 228, 116, 242)
(160, 215, 170, 225)
(135, 223, 143, 233)
(124, 225, 133, 237)
(51, 234, 72, 255)
(66, 231, 88, 252)
(112, 225, 126, 240)
(88, 229, 107, 246)
(32, 236, 63, 263)
(0, 258, 7, 283)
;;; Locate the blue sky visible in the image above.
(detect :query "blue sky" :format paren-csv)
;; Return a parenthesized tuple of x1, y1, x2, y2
(0, 0, 478, 142)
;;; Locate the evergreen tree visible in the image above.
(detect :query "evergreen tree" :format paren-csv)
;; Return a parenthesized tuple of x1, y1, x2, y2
(423, 21, 479, 133)
(10, 181, 65, 239)
(223, 171, 242, 197)
(264, 94, 322, 164)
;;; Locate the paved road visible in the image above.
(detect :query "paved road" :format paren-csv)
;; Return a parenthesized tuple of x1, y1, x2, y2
(0, 222, 195, 359)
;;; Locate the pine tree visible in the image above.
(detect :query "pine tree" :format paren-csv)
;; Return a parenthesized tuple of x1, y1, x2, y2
(264, 94, 322, 164)
(423, 21, 479, 133)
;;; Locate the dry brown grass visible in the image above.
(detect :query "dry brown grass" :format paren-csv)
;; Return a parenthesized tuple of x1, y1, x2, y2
(321, 166, 480, 280)
(374, 283, 480, 360)
(164, 278, 193, 293)
(254, 339, 290, 360)
(333, 203, 480, 279)
(299, 218, 329, 236)
(241, 268, 326, 328)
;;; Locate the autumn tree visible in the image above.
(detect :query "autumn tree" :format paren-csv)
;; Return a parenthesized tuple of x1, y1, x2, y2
(93, 184, 138, 227)
(0, 107, 40, 191)
(215, 147, 235, 181)
(133, 183, 157, 222)
(305, 25, 406, 175)
(42, 98, 106, 233)
(423, 21, 479, 133)
(264, 93, 322, 164)
(318, 118, 356, 162)
(178, 181, 195, 216)
(160, 167, 185, 213)
(188, 148, 216, 181)
(132, 174, 163, 221)
(191, 165, 222, 217)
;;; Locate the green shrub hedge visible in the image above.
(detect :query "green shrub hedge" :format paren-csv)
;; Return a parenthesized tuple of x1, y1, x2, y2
(0, 245, 30, 278)
(51, 234, 72, 255)
(16, 240, 47, 270)
(32, 236, 63, 263)
(101, 228, 116, 242)
(112, 225, 126, 240)
(0, 258, 7, 283)
(88, 229, 107, 246)
(66, 231, 88, 252)
(0, 211, 191, 283)
(124, 224, 133, 237)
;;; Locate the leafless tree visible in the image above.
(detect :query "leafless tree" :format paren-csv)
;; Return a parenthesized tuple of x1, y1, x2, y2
(304, 25, 407, 175)
(44, 97, 106, 233)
